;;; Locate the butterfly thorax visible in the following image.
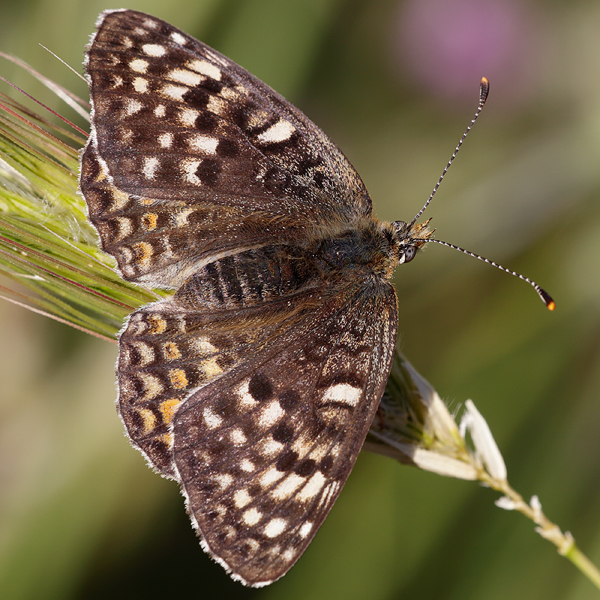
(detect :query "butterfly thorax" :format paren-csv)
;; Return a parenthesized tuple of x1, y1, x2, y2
(313, 216, 433, 278)
(311, 218, 402, 280)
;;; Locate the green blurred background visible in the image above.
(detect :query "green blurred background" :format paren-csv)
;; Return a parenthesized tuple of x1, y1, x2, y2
(1, 0, 600, 598)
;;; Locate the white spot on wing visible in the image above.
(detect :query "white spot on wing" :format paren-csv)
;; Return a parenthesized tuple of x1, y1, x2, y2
(173, 207, 194, 228)
(242, 507, 262, 526)
(170, 32, 187, 45)
(130, 341, 154, 366)
(137, 373, 163, 401)
(264, 518, 287, 538)
(306, 443, 328, 461)
(142, 43, 166, 57)
(299, 521, 313, 538)
(206, 95, 226, 115)
(158, 132, 173, 148)
(188, 59, 222, 81)
(291, 435, 313, 459)
(240, 459, 255, 472)
(161, 84, 187, 101)
(282, 548, 296, 562)
(214, 473, 233, 490)
(199, 356, 222, 379)
(257, 400, 284, 428)
(154, 104, 166, 118)
(178, 107, 199, 126)
(129, 58, 148, 73)
(132, 77, 148, 93)
(168, 68, 203, 87)
(142, 157, 159, 179)
(181, 158, 201, 185)
(188, 134, 219, 154)
(220, 87, 240, 101)
(271, 473, 306, 500)
(258, 437, 284, 457)
(141, 17, 158, 29)
(233, 489, 252, 508)
(237, 379, 259, 410)
(193, 337, 217, 354)
(256, 119, 295, 143)
(203, 407, 223, 429)
(123, 98, 143, 116)
(298, 471, 326, 501)
(260, 466, 284, 487)
(323, 383, 362, 407)
(230, 428, 247, 445)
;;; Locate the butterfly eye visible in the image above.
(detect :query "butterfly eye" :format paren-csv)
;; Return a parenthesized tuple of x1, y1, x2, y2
(402, 245, 417, 264)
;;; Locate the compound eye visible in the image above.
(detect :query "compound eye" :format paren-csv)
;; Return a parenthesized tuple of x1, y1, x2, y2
(403, 246, 417, 264)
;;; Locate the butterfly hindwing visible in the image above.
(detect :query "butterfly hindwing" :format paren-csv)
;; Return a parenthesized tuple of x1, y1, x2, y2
(118, 299, 288, 479)
(172, 279, 398, 586)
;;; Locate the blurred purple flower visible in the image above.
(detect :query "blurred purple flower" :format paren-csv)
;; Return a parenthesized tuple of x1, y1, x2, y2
(392, 0, 544, 106)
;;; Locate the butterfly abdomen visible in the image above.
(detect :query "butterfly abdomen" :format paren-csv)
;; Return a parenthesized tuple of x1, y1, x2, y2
(173, 245, 320, 309)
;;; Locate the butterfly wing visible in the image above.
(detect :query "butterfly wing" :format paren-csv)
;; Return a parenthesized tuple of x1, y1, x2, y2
(81, 9, 371, 287)
(118, 273, 397, 583)
(171, 279, 397, 585)
(118, 276, 319, 479)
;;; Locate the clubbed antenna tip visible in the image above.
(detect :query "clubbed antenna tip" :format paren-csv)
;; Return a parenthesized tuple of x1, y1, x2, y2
(480, 77, 490, 103)
(538, 288, 555, 311)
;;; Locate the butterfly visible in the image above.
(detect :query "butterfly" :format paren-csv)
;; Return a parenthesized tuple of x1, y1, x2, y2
(80, 9, 433, 586)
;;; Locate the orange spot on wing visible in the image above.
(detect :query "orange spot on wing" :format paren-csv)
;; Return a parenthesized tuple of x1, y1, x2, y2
(133, 241, 153, 262)
(147, 315, 167, 334)
(169, 368, 188, 389)
(159, 398, 181, 424)
(139, 408, 157, 434)
(142, 213, 158, 230)
(163, 341, 181, 360)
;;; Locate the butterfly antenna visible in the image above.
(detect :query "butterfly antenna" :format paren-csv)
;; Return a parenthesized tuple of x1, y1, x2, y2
(409, 77, 490, 229)
(407, 77, 554, 311)
(424, 238, 555, 310)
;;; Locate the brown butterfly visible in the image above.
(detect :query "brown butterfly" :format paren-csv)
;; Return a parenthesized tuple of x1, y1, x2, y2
(80, 8, 436, 586)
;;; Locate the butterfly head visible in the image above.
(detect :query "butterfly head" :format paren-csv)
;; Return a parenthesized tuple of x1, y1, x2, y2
(391, 218, 434, 265)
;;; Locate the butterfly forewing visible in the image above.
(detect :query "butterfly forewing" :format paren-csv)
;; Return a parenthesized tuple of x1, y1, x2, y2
(82, 8, 407, 586)
(81, 143, 282, 287)
(82, 9, 371, 286)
